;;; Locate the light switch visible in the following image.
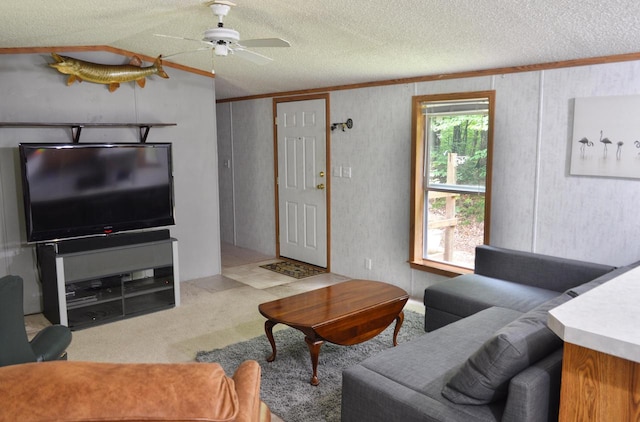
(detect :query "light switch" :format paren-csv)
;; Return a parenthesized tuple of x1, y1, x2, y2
(332, 166, 342, 177)
(343, 167, 352, 178)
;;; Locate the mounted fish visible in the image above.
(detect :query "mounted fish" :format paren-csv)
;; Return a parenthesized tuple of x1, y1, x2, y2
(49, 53, 169, 92)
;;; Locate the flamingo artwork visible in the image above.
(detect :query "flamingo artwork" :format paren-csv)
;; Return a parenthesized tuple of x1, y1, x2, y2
(600, 130, 612, 158)
(578, 137, 593, 157)
(616, 141, 624, 160)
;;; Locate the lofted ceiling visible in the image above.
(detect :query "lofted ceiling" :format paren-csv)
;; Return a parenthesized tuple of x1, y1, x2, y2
(2, 1, 640, 100)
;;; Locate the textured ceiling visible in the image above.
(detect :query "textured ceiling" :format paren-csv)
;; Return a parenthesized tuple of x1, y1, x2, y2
(2, 0, 640, 100)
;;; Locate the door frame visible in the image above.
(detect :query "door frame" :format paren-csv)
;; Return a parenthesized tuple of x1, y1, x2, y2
(272, 93, 331, 270)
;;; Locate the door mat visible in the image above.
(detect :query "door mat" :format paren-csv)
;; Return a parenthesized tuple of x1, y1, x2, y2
(260, 260, 326, 279)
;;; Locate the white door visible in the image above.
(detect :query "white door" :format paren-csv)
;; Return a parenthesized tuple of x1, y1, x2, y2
(276, 98, 328, 268)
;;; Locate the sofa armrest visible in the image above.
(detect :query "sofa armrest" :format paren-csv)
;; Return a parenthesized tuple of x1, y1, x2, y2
(232, 360, 271, 422)
(502, 348, 563, 422)
(474, 245, 615, 292)
(29, 324, 72, 361)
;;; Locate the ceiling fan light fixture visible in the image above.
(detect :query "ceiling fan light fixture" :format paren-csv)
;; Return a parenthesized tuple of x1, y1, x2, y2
(203, 27, 240, 43)
(214, 43, 229, 56)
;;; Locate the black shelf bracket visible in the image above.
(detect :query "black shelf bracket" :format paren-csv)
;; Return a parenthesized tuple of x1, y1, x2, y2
(71, 125, 83, 143)
(139, 125, 151, 143)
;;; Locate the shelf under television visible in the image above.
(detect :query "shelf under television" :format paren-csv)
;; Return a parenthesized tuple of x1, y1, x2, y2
(123, 275, 174, 298)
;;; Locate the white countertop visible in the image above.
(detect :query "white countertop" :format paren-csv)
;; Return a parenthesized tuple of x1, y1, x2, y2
(548, 265, 640, 363)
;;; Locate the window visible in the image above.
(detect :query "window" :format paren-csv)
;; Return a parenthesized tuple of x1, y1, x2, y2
(410, 91, 494, 275)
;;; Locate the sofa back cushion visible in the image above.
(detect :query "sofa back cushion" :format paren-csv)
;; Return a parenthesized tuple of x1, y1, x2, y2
(474, 245, 615, 292)
(442, 294, 570, 405)
(0, 361, 240, 422)
(0, 275, 38, 366)
(566, 260, 640, 297)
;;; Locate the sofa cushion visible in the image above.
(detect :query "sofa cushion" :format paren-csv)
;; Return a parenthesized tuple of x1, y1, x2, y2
(342, 306, 523, 422)
(425, 274, 558, 323)
(442, 294, 570, 405)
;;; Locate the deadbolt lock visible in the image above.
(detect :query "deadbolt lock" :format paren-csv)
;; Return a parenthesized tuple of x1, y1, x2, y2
(319, 171, 325, 177)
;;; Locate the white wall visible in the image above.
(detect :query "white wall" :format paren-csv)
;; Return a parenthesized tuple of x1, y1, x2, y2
(217, 99, 277, 256)
(218, 59, 640, 300)
(0, 51, 221, 314)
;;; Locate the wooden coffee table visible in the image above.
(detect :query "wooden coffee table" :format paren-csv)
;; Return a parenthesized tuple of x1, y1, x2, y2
(258, 279, 409, 385)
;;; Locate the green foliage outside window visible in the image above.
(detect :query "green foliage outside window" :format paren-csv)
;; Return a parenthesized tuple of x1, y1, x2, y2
(428, 114, 488, 224)
(429, 114, 488, 185)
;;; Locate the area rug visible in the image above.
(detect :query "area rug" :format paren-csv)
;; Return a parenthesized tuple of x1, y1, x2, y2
(259, 260, 326, 279)
(196, 310, 425, 422)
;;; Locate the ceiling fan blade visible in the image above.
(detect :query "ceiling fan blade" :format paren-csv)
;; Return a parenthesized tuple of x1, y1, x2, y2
(230, 47, 273, 65)
(239, 38, 290, 48)
(154, 33, 213, 47)
(162, 47, 212, 59)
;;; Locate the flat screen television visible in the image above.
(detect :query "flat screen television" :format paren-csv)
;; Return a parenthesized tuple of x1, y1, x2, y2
(18, 143, 175, 242)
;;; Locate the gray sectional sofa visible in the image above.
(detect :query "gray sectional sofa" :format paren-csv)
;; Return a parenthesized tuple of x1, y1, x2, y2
(341, 245, 634, 422)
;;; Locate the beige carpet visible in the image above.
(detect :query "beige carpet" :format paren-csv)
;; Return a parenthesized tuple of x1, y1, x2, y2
(59, 266, 352, 363)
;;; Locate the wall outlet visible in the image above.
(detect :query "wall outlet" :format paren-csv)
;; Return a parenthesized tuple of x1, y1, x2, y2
(365, 258, 372, 270)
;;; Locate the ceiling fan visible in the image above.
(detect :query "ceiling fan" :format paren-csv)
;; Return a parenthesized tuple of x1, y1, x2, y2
(156, 0, 290, 67)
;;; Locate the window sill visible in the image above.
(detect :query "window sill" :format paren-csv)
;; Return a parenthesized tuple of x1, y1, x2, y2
(409, 259, 473, 277)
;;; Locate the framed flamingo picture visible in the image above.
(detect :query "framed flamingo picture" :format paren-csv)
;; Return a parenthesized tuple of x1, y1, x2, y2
(570, 95, 640, 179)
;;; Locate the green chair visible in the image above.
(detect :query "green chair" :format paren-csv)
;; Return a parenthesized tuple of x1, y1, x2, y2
(0, 275, 71, 367)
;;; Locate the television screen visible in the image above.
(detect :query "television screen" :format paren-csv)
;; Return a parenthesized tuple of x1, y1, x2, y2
(19, 143, 175, 242)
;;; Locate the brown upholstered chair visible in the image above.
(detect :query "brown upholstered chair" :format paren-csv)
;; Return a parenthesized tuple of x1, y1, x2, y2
(0, 359, 270, 422)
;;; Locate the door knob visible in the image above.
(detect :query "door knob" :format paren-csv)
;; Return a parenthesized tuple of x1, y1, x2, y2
(316, 183, 325, 190)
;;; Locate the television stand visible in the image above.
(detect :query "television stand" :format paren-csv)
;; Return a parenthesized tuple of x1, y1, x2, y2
(37, 230, 179, 330)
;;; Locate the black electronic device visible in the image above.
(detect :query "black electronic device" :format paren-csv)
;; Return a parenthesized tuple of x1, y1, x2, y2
(18, 143, 175, 242)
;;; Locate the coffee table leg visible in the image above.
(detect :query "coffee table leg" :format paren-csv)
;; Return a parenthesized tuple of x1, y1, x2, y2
(265, 320, 277, 362)
(304, 336, 324, 386)
(392, 311, 405, 346)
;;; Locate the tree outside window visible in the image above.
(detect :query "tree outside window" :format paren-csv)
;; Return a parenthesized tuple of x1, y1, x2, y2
(410, 91, 494, 275)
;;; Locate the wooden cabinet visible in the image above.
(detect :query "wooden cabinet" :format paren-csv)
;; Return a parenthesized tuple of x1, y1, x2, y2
(548, 266, 640, 422)
(559, 343, 640, 422)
